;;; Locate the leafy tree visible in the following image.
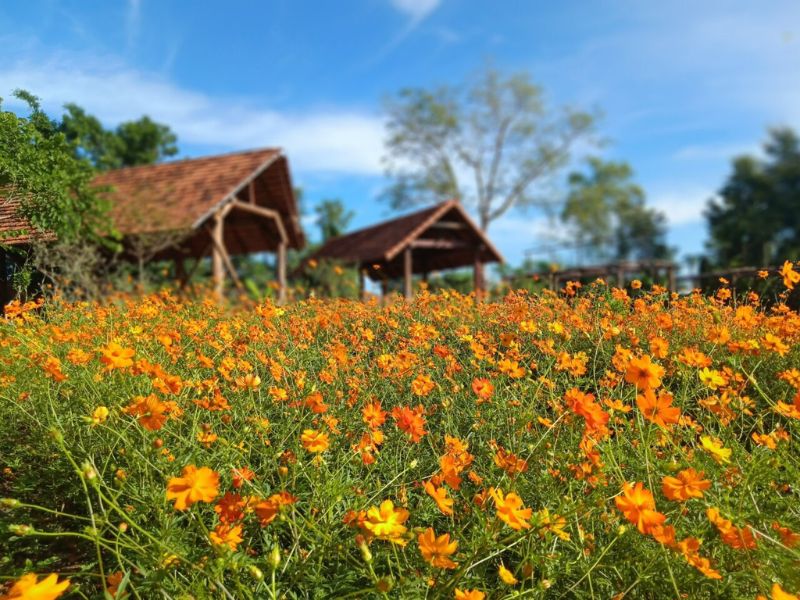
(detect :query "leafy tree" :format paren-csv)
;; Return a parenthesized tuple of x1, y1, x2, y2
(0, 90, 111, 245)
(561, 157, 671, 262)
(706, 128, 800, 267)
(382, 66, 597, 230)
(60, 103, 178, 170)
(314, 199, 354, 242)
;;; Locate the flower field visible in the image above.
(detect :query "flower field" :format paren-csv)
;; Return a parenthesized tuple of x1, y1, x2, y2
(1, 280, 799, 599)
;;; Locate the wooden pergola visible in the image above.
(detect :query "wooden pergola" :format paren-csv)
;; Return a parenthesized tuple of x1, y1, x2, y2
(512, 259, 678, 292)
(307, 200, 503, 299)
(94, 148, 305, 302)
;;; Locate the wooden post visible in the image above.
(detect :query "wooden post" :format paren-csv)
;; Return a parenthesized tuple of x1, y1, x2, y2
(667, 265, 676, 294)
(277, 241, 287, 305)
(248, 181, 256, 204)
(473, 245, 485, 299)
(211, 212, 225, 302)
(403, 247, 413, 299)
(358, 267, 365, 300)
(381, 279, 389, 303)
(175, 256, 187, 289)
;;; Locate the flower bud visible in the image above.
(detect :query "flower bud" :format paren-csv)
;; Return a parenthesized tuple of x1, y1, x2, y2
(248, 566, 264, 581)
(0, 498, 20, 508)
(358, 540, 373, 563)
(269, 545, 281, 569)
(9, 524, 33, 536)
(81, 461, 97, 480)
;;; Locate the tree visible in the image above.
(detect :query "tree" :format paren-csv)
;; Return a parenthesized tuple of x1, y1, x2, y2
(382, 67, 597, 230)
(0, 90, 111, 245)
(59, 103, 178, 170)
(314, 199, 354, 241)
(706, 128, 800, 267)
(561, 157, 670, 262)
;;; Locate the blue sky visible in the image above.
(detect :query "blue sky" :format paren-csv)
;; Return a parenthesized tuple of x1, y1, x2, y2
(2, 0, 799, 271)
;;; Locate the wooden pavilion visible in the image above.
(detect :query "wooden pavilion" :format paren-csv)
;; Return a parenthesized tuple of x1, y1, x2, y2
(0, 148, 305, 303)
(308, 199, 503, 298)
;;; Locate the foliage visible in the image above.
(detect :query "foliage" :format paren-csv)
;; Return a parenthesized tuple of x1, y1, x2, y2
(0, 91, 112, 246)
(1, 276, 800, 598)
(59, 103, 178, 170)
(561, 157, 671, 262)
(382, 66, 598, 230)
(706, 128, 800, 268)
(314, 199, 354, 242)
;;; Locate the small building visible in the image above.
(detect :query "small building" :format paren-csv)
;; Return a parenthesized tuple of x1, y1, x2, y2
(309, 199, 503, 298)
(1, 148, 305, 303)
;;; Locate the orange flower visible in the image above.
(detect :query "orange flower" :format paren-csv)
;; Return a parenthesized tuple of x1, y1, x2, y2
(454, 590, 485, 600)
(636, 389, 680, 428)
(124, 394, 169, 431)
(662, 468, 710, 501)
(707, 507, 757, 550)
(417, 527, 458, 569)
(411, 374, 435, 396)
(362, 499, 410, 545)
(100, 341, 135, 370)
(614, 482, 665, 534)
(489, 488, 532, 530)
(624, 355, 664, 390)
(772, 522, 800, 548)
(471, 378, 494, 403)
(1, 573, 70, 600)
(391, 405, 427, 443)
(780, 260, 800, 290)
(769, 583, 799, 600)
(424, 481, 454, 516)
(300, 429, 330, 453)
(498, 563, 518, 585)
(166, 465, 220, 510)
(209, 523, 243, 551)
(214, 492, 246, 524)
(362, 401, 387, 429)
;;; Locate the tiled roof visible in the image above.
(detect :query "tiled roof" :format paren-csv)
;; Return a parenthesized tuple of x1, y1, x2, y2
(0, 195, 54, 245)
(1, 148, 304, 249)
(310, 200, 503, 278)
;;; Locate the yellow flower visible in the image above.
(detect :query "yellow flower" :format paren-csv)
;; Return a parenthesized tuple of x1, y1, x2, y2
(90, 406, 109, 426)
(698, 368, 727, 390)
(498, 563, 518, 585)
(300, 429, 330, 453)
(362, 499, 410, 546)
(166, 465, 220, 510)
(700, 436, 731, 464)
(2, 573, 70, 600)
(424, 481, 454, 516)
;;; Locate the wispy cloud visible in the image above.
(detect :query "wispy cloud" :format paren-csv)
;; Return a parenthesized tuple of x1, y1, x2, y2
(649, 187, 714, 227)
(389, 0, 441, 22)
(125, 0, 141, 53)
(1, 52, 386, 175)
(673, 142, 759, 161)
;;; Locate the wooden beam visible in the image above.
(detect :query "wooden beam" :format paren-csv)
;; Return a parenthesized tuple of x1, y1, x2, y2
(277, 241, 287, 305)
(403, 247, 413, 299)
(211, 212, 225, 302)
(409, 239, 469, 250)
(248, 181, 256, 204)
(229, 199, 288, 245)
(429, 221, 467, 230)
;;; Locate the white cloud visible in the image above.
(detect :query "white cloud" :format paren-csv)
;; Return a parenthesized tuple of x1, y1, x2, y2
(389, 0, 441, 22)
(2, 53, 386, 175)
(649, 188, 714, 227)
(673, 143, 759, 161)
(126, 0, 141, 51)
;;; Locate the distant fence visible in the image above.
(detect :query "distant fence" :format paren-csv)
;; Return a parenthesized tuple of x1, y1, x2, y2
(505, 261, 779, 294)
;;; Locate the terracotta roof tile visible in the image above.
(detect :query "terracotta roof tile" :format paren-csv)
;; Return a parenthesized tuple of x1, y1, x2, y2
(310, 200, 503, 279)
(95, 148, 280, 233)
